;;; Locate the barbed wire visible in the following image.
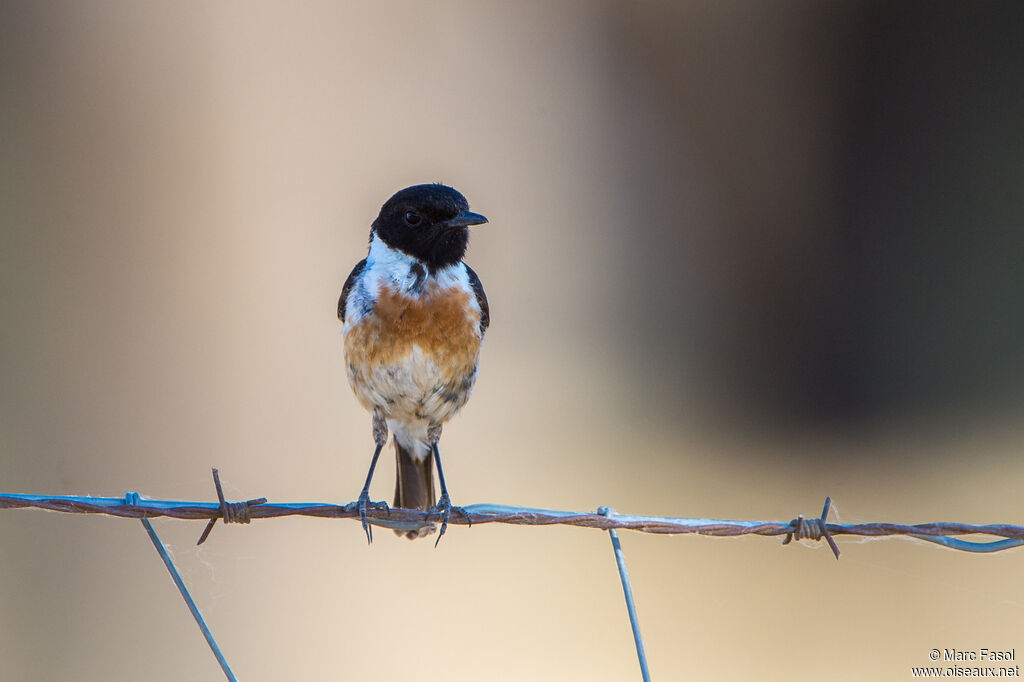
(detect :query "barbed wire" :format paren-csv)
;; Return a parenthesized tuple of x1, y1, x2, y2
(3, 487, 1023, 554)
(5, 469, 1024, 682)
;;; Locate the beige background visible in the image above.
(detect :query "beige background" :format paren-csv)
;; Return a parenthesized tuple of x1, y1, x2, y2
(2, 2, 1024, 680)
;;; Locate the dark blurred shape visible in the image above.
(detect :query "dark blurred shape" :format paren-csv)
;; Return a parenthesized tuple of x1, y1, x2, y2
(605, 1, 1024, 429)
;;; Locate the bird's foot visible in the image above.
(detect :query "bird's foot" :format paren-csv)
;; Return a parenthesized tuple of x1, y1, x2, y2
(345, 492, 390, 544)
(425, 493, 470, 546)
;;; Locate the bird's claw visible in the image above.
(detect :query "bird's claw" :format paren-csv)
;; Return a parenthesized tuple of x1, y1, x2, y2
(346, 493, 389, 544)
(425, 493, 469, 546)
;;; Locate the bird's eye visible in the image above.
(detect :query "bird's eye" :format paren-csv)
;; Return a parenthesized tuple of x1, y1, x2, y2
(404, 211, 421, 225)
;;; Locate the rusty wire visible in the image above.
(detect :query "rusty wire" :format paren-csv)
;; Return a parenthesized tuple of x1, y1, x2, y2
(3, 487, 1023, 554)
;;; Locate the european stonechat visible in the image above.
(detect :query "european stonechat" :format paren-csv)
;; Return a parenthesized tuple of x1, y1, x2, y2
(338, 184, 488, 543)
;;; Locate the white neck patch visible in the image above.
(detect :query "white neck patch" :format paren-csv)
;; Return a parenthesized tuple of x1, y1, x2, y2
(342, 233, 471, 328)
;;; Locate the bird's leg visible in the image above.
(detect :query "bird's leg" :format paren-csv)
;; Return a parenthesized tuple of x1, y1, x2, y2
(425, 424, 471, 546)
(348, 410, 391, 544)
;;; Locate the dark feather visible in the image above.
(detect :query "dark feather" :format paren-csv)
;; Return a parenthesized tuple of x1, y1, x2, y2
(465, 263, 489, 334)
(337, 258, 367, 322)
(393, 441, 436, 539)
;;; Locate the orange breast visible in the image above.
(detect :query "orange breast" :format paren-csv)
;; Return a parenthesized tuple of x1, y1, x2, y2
(344, 281, 482, 382)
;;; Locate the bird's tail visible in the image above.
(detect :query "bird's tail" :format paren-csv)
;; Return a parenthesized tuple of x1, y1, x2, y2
(393, 439, 435, 540)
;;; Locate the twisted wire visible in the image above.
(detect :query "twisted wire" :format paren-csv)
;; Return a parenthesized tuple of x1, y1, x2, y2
(2, 490, 1023, 553)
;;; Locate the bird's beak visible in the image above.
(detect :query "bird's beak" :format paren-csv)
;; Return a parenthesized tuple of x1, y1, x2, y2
(444, 210, 488, 229)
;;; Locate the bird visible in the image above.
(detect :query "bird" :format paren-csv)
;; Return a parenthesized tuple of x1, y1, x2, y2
(338, 183, 489, 544)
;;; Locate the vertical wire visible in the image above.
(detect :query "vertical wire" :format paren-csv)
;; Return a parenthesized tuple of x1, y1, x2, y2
(599, 507, 652, 682)
(140, 517, 238, 682)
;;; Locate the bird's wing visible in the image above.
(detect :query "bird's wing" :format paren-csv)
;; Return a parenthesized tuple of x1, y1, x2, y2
(337, 258, 368, 322)
(464, 263, 489, 334)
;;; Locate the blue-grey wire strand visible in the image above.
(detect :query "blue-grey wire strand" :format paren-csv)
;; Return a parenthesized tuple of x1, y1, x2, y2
(601, 508, 652, 682)
(909, 535, 1024, 553)
(140, 517, 238, 682)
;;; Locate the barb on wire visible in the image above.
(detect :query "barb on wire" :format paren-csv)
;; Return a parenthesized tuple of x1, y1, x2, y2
(196, 468, 267, 546)
(782, 496, 840, 559)
(3, 490, 1024, 554)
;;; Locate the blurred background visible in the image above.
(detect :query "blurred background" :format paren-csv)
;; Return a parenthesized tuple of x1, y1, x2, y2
(2, 1, 1024, 680)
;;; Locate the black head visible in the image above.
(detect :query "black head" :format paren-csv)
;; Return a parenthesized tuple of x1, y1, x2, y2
(372, 184, 487, 271)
